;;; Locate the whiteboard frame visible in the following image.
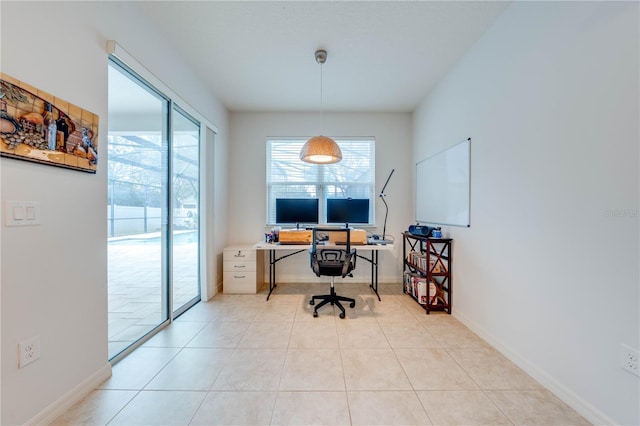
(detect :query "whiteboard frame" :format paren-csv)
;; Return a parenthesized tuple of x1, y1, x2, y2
(415, 138, 471, 227)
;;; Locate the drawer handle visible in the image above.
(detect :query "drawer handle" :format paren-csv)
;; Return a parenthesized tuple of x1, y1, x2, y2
(234, 265, 246, 268)
(234, 251, 246, 258)
(234, 275, 246, 279)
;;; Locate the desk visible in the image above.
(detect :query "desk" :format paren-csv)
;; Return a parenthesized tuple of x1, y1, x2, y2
(255, 242, 394, 301)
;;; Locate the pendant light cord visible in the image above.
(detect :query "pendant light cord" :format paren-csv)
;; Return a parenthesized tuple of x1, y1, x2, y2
(320, 60, 324, 134)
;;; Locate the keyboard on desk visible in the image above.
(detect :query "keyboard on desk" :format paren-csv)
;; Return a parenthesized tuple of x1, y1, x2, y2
(278, 241, 311, 245)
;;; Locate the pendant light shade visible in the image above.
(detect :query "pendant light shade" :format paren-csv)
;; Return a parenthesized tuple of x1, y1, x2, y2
(300, 49, 342, 164)
(299, 135, 342, 164)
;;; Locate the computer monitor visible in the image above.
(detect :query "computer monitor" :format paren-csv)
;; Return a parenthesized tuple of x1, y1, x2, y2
(326, 198, 369, 226)
(275, 198, 319, 226)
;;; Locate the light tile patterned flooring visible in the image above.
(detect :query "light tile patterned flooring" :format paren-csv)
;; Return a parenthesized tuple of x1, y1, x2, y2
(55, 282, 590, 425)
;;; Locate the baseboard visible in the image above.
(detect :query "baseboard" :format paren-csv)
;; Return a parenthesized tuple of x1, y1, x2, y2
(453, 310, 616, 426)
(27, 362, 112, 425)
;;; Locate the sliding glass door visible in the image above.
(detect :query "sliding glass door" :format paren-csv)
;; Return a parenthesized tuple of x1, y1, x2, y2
(171, 107, 200, 316)
(107, 59, 201, 360)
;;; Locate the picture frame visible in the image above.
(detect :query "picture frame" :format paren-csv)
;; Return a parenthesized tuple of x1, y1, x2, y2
(0, 73, 99, 173)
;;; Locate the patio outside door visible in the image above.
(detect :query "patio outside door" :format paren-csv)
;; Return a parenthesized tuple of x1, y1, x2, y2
(107, 59, 201, 360)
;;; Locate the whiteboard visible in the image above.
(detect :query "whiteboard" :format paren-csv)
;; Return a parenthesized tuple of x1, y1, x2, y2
(415, 138, 470, 227)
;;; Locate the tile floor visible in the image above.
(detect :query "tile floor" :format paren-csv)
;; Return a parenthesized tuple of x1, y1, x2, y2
(54, 282, 590, 425)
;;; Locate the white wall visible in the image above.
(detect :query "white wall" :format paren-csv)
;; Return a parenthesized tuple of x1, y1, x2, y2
(0, 2, 228, 424)
(413, 2, 639, 424)
(228, 112, 412, 283)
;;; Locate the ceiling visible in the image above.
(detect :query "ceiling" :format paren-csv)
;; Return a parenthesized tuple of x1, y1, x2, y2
(133, 1, 510, 113)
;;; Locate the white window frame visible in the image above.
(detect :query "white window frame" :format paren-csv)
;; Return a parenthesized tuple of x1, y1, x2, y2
(266, 137, 376, 226)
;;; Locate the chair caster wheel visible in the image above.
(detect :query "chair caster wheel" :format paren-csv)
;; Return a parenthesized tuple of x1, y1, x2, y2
(309, 300, 315, 306)
(339, 312, 346, 319)
(349, 302, 355, 308)
(313, 311, 318, 318)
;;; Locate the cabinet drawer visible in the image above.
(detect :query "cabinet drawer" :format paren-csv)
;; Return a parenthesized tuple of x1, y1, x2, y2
(223, 271, 258, 294)
(224, 260, 256, 272)
(224, 248, 256, 261)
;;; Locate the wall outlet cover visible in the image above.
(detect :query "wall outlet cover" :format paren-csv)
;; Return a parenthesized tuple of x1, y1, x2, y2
(18, 336, 41, 368)
(621, 343, 639, 377)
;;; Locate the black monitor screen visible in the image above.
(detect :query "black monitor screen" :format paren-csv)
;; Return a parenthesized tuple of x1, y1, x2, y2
(327, 198, 369, 224)
(275, 198, 319, 224)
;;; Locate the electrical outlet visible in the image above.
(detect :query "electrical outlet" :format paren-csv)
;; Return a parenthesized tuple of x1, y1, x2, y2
(18, 336, 41, 368)
(621, 343, 639, 376)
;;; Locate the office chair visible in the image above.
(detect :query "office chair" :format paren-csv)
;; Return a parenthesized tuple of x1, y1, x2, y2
(309, 228, 357, 319)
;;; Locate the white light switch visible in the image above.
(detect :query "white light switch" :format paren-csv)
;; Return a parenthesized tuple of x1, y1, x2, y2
(13, 206, 24, 220)
(5, 201, 40, 227)
(26, 206, 36, 220)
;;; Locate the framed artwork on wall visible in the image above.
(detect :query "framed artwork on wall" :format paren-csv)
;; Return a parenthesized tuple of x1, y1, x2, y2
(0, 73, 99, 173)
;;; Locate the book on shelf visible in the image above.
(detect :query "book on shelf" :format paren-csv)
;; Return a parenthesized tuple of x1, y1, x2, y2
(407, 251, 446, 273)
(403, 272, 441, 305)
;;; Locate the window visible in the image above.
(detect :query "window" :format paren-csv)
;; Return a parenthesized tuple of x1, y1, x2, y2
(266, 137, 375, 225)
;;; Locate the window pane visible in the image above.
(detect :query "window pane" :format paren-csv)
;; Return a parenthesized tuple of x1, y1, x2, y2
(266, 138, 375, 225)
(267, 139, 319, 184)
(325, 139, 374, 184)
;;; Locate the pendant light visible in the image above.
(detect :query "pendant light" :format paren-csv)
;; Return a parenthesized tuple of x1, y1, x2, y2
(300, 49, 342, 164)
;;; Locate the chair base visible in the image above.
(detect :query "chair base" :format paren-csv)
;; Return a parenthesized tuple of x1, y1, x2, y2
(309, 284, 355, 319)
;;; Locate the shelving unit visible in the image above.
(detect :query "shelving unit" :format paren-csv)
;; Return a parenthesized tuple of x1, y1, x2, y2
(402, 232, 452, 314)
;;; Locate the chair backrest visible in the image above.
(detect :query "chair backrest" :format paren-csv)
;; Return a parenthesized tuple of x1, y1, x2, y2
(310, 228, 356, 278)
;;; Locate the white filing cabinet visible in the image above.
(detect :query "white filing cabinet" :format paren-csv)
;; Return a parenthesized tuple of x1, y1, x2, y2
(223, 245, 263, 293)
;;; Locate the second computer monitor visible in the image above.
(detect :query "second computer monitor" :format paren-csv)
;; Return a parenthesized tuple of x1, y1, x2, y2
(326, 198, 369, 226)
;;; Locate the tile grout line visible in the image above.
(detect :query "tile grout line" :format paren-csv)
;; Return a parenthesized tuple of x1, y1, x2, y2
(335, 313, 353, 425)
(104, 389, 141, 426)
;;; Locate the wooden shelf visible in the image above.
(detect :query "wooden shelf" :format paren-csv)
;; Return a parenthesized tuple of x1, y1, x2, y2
(402, 232, 452, 314)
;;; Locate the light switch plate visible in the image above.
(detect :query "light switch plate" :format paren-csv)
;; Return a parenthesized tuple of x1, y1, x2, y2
(5, 201, 41, 226)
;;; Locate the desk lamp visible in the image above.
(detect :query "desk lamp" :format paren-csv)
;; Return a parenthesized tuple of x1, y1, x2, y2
(378, 169, 395, 244)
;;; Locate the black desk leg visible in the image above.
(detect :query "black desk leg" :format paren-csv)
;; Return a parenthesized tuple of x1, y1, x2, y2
(370, 251, 381, 301)
(266, 249, 277, 301)
(265, 248, 307, 301)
